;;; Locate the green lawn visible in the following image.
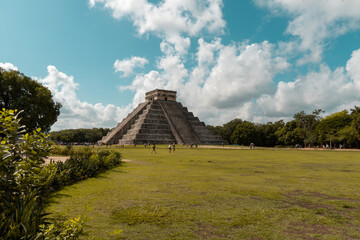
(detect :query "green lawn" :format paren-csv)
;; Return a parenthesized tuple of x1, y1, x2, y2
(47, 146, 360, 239)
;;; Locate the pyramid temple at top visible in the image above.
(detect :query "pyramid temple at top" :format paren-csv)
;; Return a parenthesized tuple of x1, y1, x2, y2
(99, 89, 227, 145)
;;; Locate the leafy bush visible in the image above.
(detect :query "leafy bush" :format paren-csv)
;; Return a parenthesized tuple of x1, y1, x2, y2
(0, 109, 122, 239)
(0, 109, 55, 239)
(52, 148, 122, 187)
(39, 213, 90, 240)
(51, 145, 73, 156)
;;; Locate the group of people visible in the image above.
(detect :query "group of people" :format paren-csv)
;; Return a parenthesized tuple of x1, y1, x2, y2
(149, 142, 175, 154)
(168, 143, 176, 153)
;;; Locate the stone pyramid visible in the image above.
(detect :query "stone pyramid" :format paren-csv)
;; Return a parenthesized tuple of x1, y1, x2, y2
(99, 89, 227, 145)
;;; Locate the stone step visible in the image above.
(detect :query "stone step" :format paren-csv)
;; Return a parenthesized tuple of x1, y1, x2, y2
(137, 128, 173, 134)
(141, 118, 168, 124)
(135, 133, 176, 140)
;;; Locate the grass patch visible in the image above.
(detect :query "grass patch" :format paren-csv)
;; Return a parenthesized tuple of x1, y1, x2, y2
(47, 146, 360, 239)
(111, 205, 178, 225)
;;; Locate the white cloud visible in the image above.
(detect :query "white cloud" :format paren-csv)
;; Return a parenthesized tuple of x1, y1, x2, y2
(118, 36, 360, 126)
(119, 53, 188, 108)
(89, 0, 225, 54)
(346, 48, 360, 89)
(0, 62, 18, 71)
(257, 48, 360, 119)
(255, 0, 360, 64)
(40, 65, 131, 130)
(119, 39, 290, 125)
(199, 41, 289, 109)
(114, 56, 148, 77)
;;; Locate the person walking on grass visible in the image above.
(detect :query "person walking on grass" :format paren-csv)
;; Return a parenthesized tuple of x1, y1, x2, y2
(172, 142, 176, 153)
(151, 143, 156, 154)
(168, 143, 172, 153)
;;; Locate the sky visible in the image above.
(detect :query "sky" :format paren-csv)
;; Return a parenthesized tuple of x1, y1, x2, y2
(1, 0, 360, 130)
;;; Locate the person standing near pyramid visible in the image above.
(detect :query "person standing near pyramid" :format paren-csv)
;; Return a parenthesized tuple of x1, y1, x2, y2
(152, 143, 156, 154)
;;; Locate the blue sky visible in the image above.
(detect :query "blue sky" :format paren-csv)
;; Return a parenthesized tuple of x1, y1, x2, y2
(1, 0, 360, 130)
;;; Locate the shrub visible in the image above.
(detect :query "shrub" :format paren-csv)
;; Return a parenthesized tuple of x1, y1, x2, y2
(51, 145, 73, 156)
(52, 148, 122, 188)
(0, 109, 55, 239)
(0, 109, 120, 239)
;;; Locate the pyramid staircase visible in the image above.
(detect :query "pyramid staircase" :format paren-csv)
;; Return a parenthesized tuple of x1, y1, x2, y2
(99, 90, 227, 145)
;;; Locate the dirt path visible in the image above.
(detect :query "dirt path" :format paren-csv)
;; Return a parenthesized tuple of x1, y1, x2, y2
(44, 156, 69, 164)
(44, 157, 132, 165)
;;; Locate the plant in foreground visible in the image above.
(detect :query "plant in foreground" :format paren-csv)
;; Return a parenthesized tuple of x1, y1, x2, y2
(0, 109, 88, 239)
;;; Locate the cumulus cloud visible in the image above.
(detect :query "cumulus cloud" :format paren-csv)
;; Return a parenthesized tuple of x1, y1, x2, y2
(199, 41, 289, 109)
(346, 48, 360, 89)
(114, 56, 148, 77)
(118, 35, 360, 126)
(0, 62, 18, 71)
(89, 0, 225, 54)
(255, 0, 360, 64)
(119, 53, 188, 108)
(39, 66, 131, 130)
(257, 48, 360, 119)
(119, 38, 290, 125)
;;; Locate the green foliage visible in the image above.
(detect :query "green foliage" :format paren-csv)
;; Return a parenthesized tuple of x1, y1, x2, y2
(39, 214, 90, 240)
(230, 121, 260, 146)
(209, 118, 243, 144)
(350, 106, 360, 147)
(0, 109, 121, 239)
(51, 145, 74, 156)
(293, 110, 323, 146)
(50, 128, 111, 144)
(275, 120, 303, 146)
(257, 120, 284, 147)
(315, 110, 352, 147)
(0, 109, 55, 239)
(0, 68, 61, 133)
(52, 148, 122, 188)
(214, 108, 360, 148)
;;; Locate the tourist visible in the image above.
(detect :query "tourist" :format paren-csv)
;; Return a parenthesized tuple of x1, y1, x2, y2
(151, 143, 156, 154)
(168, 143, 172, 153)
(172, 142, 175, 152)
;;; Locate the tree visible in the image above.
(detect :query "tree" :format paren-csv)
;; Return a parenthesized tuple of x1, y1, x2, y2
(230, 121, 260, 146)
(315, 110, 352, 147)
(275, 120, 303, 146)
(293, 110, 323, 147)
(350, 106, 360, 147)
(258, 120, 285, 147)
(209, 118, 243, 144)
(50, 128, 111, 143)
(0, 68, 61, 133)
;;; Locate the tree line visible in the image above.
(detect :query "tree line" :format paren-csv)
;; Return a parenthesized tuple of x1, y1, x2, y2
(209, 107, 360, 148)
(50, 128, 111, 144)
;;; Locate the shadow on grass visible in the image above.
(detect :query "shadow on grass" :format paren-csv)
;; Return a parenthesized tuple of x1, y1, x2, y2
(93, 168, 128, 180)
(48, 192, 72, 204)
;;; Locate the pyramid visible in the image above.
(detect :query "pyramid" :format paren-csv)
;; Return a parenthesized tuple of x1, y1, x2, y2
(99, 89, 227, 145)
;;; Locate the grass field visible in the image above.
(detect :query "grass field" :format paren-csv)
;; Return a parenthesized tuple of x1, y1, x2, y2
(47, 146, 360, 239)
